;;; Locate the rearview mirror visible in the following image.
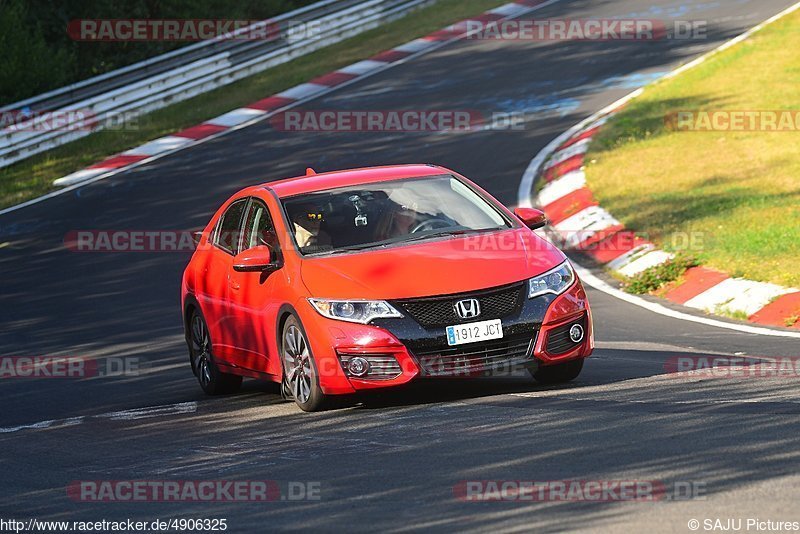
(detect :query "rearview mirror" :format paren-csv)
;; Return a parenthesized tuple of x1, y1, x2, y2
(233, 245, 278, 272)
(513, 207, 548, 230)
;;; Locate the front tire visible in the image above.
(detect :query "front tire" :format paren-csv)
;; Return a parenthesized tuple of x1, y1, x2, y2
(281, 315, 327, 412)
(188, 310, 242, 395)
(532, 358, 584, 384)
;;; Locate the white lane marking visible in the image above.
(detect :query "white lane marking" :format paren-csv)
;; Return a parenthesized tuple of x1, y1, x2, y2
(574, 264, 800, 339)
(392, 38, 437, 53)
(605, 243, 654, 270)
(583, 115, 610, 132)
(275, 82, 329, 100)
(0, 402, 197, 434)
(337, 59, 388, 75)
(122, 135, 194, 156)
(0, 0, 564, 218)
(52, 168, 111, 187)
(536, 170, 586, 207)
(552, 205, 620, 248)
(616, 249, 674, 277)
(1, 420, 57, 433)
(96, 401, 197, 421)
(544, 138, 591, 169)
(205, 108, 266, 127)
(487, 2, 532, 17)
(684, 278, 795, 316)
(443, 22, 466, 33)
(0, 416, 84, 434)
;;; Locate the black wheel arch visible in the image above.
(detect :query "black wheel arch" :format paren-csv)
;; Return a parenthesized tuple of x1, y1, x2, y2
(275, 303, 301, 354)
(183, 294, 202, 343)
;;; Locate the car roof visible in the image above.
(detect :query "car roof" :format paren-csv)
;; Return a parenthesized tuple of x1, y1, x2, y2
(262, 164, 451, 198)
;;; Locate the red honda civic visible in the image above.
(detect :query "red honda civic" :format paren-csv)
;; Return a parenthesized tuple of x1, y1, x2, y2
(181, 164, 593, 411)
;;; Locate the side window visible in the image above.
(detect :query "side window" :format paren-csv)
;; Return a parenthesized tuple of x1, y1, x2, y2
(241, 199, 279, 254)
(213, 199, 248, 254)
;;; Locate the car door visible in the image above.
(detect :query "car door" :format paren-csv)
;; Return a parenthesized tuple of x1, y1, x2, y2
(195, 198, 248, 366)
(226, 197, 284, 374)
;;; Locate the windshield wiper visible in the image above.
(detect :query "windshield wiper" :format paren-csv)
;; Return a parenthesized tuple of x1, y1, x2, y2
(401, 227, 502, 243)
(328, 243, 389, 253)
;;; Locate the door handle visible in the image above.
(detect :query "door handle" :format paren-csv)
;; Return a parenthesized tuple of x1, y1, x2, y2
(228, 277, 240, 291)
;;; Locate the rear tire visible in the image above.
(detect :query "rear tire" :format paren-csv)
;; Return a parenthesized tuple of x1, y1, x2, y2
(281, 314, 327, 412)
(188, 310, 242, 395)
(532, 358, 584, 384)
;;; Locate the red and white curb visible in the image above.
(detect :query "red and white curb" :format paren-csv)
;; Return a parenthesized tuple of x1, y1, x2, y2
(31, 0, 555, 192)
(531, 114, 799, 329)
(519, 1, 800, 332)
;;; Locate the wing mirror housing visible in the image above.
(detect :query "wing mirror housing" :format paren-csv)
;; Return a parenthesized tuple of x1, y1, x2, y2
(513, 207, 548, 230)
(233, 245, 279, 272)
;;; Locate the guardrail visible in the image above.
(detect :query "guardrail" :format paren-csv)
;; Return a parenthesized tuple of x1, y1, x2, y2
(0, 0, 434, 168)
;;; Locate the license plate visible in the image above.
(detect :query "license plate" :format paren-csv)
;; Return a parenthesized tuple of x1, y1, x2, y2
(446, 319, 504, 346)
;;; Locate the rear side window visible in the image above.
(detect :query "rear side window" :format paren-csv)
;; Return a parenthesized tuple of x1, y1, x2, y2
(214, 199, 248, 254)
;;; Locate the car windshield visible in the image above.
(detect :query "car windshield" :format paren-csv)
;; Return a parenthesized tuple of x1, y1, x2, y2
(282, 174, 511, 255)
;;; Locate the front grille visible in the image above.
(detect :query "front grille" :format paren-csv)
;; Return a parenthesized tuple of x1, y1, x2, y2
(395, 282, 524, 328)
(412, 333, 534, 376)
(546, 316, 586, 354)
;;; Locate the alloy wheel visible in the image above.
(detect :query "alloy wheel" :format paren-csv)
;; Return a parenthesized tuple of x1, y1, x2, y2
(190, 314, 212, 388)
(283, 324, 313, 404)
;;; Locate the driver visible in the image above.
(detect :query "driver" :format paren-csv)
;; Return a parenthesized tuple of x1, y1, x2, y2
(291, 205, 325, 248)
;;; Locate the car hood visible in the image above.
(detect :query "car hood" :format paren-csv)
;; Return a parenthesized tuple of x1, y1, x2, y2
(300, 228, 566, 299)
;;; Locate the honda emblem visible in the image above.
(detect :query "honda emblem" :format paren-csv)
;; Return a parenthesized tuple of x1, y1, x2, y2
(454, 298, 481, 319)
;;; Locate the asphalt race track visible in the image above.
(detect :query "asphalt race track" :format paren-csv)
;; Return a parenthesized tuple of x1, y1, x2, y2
(2, 0, 800, 531)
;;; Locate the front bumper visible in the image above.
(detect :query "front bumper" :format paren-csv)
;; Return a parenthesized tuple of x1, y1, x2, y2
(303, 279, 593, 395)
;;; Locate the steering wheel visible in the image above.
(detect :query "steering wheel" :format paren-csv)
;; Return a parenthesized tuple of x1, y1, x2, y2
(410, 218, 455, 234)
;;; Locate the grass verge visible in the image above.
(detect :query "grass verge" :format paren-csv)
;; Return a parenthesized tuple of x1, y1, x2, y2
(622, 254, 699, 295)
(0, 0, 506, 210)
(586, 9, 800, 288)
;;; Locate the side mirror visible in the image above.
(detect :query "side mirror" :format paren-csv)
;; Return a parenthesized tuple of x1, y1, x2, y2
(514, 207, 548, 230)
(233, 245, 278, 272)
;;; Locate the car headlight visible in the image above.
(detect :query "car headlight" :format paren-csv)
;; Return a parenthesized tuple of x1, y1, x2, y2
(528, 261, 575, 299)
(308, 299, 403, 324)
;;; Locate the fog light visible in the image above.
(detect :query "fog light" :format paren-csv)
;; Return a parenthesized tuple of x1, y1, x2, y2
(347, 357, 370, 377)
(569, 324, 584, 343)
